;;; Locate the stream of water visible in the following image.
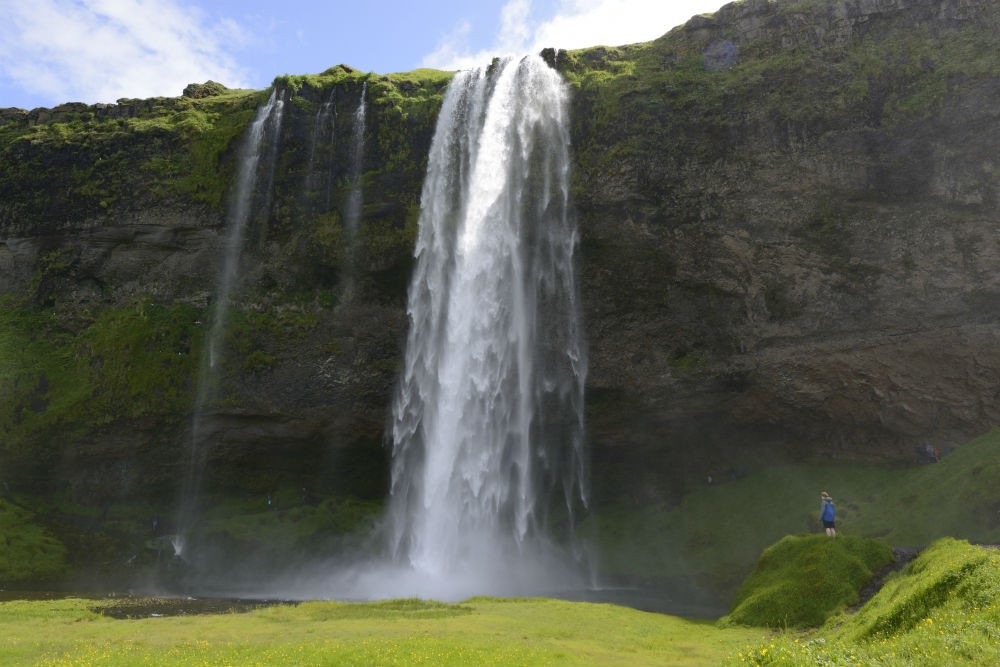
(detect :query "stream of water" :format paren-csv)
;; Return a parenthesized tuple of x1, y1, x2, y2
(381, 54, 588, 597)
(174, 89, 286, 559)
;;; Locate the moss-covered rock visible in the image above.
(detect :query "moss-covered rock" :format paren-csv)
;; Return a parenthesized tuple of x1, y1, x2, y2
(0, 499, 68, 584)
(725, 534, 893, 627)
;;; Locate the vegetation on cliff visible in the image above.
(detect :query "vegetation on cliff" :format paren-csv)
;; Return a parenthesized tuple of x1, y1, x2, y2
(0, 297, 199, 462)
(0, 66, 450, 502)
(0, 499, 67, 583)
(0, 67, 452, 228)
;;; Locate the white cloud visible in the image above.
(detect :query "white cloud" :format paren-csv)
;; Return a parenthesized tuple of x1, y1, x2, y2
(0, 0, 249, 107)
(422, 0, 727, 71)
(532, 0, 726, 50)
(419, 20, 479, 72)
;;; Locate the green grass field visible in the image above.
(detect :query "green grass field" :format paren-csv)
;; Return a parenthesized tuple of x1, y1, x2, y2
(4, 535, 1000, 667)
(5, 430, 1000, 665)
(0, 596, 767, 666)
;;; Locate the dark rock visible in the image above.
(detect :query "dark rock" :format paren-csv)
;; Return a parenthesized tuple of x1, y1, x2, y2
(182, 80, 228, 99)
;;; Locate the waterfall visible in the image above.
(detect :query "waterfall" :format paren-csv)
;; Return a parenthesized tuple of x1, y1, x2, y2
(304, 89, 336, 211)
(339, 82, 367, 301)
(384, 55, 588, 592)
(344, 82, 366, 238)
(174, 89, 286, 558)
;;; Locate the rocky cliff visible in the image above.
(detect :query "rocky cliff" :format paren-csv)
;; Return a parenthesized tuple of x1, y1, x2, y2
(2, 0, 1000, 510)
(563, 0, 1000, 502)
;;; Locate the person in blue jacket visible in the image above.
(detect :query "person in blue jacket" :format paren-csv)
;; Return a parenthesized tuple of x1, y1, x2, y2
(820, 491, 836, 537)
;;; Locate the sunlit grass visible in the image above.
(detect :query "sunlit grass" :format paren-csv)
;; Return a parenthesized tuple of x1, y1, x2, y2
(0, 597, 768, 667)
(723, 538, 1000, 666)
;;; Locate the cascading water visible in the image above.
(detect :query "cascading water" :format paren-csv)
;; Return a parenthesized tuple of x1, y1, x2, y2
(338, 83, 367, 302)
(380, 54, 588, 596)
(304, 90, 336, 211)
(174, 89, 286, 558)
(344, 82, 366, 239)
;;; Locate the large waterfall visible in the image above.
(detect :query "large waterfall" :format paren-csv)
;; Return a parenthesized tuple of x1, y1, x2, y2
(381, 54, 588, 596)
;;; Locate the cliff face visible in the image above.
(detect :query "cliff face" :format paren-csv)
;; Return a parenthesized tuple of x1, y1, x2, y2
(2, 0, 1000, 507)
(0, 69, 446, 502)
(563, 0, 1000, 502)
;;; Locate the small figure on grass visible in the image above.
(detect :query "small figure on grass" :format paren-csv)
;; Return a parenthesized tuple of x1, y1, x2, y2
(820, 491, 836, 537)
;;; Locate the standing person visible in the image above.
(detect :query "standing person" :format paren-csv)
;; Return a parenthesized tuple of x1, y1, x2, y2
(820, 491, 836, 537)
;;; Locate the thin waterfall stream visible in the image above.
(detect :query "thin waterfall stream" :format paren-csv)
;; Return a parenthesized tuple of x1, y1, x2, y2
(340, 82, 367, 302)
(174, 89, 286, 559)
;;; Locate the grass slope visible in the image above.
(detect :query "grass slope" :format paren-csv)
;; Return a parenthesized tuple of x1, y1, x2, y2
(0, 597, 767, 667)
(725, 535, 893, 628)
(727, 538, 1000, 666)
(583, 429, 1000, 601)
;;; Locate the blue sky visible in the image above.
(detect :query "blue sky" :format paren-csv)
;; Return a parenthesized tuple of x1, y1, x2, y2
(0, 0, 728, 110)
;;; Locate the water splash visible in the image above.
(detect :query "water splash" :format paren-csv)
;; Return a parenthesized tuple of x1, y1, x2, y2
(174, 89, 286, 558)
(384, 55, 588, 594)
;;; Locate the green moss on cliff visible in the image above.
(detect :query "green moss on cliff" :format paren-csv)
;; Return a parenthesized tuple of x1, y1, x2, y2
(564, 2, 1000, 232)
(196, 494, 382, 558)
(0, 298, 201, 454)
(0, 499, 68, 583)
(0, 88, 261, 228)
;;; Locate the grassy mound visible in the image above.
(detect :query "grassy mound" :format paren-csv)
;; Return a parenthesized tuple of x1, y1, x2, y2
(725, 538, 1000, 666)
(725, 534, 893, 628)
(0, 499, 68, 584)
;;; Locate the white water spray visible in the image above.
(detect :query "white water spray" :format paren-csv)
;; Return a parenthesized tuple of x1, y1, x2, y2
(383, 55, 588, 595)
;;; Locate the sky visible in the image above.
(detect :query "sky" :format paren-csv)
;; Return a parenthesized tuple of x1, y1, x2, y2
(0, 0, 729, 110)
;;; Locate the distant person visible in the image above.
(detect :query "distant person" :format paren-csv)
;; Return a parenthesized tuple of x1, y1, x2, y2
(820, 491, 836, 537)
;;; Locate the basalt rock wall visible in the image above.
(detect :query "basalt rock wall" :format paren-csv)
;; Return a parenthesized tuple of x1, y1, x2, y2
(565, 0, 1000, 502)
